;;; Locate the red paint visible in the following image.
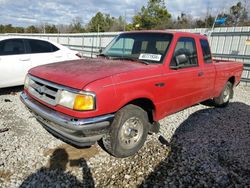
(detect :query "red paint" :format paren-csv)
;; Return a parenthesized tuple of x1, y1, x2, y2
(27, 31, 243, 121)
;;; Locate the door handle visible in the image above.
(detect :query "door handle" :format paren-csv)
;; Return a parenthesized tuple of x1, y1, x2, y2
(155, 82, 165, 87)
(198, 72, 204, 77)
(19, 58, 30, 61)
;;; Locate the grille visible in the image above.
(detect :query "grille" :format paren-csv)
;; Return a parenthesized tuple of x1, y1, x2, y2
(28, 76, 59, 106)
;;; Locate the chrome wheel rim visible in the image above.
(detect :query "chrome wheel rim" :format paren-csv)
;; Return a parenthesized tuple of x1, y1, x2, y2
(118, 117, 144, 150)
(223, 85, 230, 103)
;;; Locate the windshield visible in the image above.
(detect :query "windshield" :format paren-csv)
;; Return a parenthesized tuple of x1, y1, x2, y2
(102, 32, 173, 64)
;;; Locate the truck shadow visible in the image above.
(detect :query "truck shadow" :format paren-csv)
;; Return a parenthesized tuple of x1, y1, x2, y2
(20, 148, 95, 188)
(141, 102, 250, 187)
(0, 86, 23, 96)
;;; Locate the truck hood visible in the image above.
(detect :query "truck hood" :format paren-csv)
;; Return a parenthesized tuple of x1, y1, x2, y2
(29, 58, 149, 90)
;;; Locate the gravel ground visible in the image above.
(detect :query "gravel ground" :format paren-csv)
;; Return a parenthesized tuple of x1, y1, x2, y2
(0, 86, 250, 188)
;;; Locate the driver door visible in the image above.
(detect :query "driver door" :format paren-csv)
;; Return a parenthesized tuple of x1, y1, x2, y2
(159, 37, 205, 117)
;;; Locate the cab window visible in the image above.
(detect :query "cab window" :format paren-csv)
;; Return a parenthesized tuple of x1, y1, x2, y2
(200, 39, 212, 64)
(170, 37, 198, 69)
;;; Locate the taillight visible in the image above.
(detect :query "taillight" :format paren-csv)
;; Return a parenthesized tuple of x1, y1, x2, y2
(76, 53, 82, 58)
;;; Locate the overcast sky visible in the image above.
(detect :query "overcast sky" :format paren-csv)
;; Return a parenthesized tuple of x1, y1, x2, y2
(0, 0, 247, 27)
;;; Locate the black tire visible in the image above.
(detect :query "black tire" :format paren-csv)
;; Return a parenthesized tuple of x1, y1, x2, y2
(213, 81, 233, 107)
(102, 104, 149, 158)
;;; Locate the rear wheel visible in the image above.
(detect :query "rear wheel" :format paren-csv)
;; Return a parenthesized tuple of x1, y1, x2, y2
(102, 104, 149, 158)
(213, 81, 233, 107)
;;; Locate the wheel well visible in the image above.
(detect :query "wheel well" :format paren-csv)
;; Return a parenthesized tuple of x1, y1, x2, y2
(127, 98, 155, 123)
(228, 76, 235, 85)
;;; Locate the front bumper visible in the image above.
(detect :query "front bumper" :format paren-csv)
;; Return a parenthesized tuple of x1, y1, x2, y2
(20, 92, 114, 147)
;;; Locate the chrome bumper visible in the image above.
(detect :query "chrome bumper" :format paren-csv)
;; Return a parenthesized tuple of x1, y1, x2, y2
(20, 92, 114, 147)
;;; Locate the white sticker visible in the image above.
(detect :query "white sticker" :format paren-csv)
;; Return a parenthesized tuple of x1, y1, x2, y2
(139, 53, 162, 61)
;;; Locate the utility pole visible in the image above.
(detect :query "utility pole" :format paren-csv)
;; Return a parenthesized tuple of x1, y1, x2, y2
(205, 3, 210, 28)
(97, 24, 100, 51)
(124, 11, 126, 31)
(43, 23, 46, 34)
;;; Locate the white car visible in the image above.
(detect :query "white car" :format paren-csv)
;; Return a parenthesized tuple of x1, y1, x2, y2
(0, 36, 81, 88)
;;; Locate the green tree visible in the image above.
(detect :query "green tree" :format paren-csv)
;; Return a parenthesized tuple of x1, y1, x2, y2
(229, 1, 248, 26)
(45, 24, 58, 33)
(125, 23, 135, 31)
(108, 16, 126, 31)
(0, 24, 25, 33)
(132, 0, 171, 29)
(15, 27, 24, 33)
(195, 19, 206, 28)
(104, 14, 115, 31)
(87, 12, 125, 32)
(205, 15, 215, 28)
(3, 24, 16, 33)
(175, 13, 194, 29)
(26, 25, 39, 33)
(87, 12, 108, 32)
(229, 2, 243, 25)
(215, 2, 249, 27)
(176, 13, 188, 28)
(0, 25, 4, 33)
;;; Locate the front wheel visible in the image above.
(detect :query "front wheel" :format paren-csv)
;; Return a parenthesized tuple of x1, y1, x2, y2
(102, 104, 149, 158)
(213, 81, 233, 107)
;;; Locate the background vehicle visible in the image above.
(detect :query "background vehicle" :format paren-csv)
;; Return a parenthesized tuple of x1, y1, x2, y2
(21, 31, 243, 158)
(0, 36, 81, 88)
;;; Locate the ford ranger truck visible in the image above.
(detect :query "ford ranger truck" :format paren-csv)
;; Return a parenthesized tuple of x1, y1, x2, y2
(20, 31, 243, 158)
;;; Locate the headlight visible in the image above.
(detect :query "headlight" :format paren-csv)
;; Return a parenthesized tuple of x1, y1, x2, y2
(58, 90, 95, 111)
(24, 75, 30, 89)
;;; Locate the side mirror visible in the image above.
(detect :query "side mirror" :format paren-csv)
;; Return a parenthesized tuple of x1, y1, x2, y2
(99, 48, 103, 54)
(176, 54, 188, 66)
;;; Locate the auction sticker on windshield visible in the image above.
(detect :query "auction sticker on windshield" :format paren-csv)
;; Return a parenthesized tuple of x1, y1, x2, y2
(139, 53, 162, 61)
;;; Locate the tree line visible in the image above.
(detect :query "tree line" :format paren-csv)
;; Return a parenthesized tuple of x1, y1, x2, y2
(0, 0, 249, 33)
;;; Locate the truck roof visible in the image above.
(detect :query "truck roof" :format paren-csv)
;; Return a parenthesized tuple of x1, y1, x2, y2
(123, 30, 208, 40)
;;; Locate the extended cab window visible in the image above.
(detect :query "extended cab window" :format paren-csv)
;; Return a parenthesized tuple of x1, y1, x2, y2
(170, 37, 198, 69)
(27, 39, 59, 53)
(200, 39, 212, 64)
(0, 39, 25, 56)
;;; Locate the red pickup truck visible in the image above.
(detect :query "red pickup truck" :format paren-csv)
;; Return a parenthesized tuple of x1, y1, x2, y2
(21, 31, 243, 157)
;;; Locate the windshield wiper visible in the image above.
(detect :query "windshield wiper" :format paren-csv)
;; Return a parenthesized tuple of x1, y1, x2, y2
(111, 57, 150, 65)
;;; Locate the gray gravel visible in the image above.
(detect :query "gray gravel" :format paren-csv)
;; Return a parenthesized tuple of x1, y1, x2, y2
(0, 86, 250, 187)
